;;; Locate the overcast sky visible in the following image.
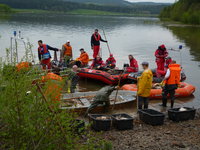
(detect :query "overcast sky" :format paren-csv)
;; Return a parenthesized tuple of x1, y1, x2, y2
(126, 0, 176, 3)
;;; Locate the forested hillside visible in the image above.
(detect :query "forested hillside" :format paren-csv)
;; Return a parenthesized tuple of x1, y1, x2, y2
(0, 0, 170, 15)
(160, 0, 200, 24)
(63, 0, 131, 6)
(0, 4, 11, 12)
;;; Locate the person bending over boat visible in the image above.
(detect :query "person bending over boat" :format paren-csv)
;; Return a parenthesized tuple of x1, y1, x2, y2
(75, 48, 89, 67)
(38, 40, 59, 70)
(126, 55, 139, 73)
(66, 65, 79, 93)
(137, 62, 153, 110)
(106, 54, 116, 69)
(161, 60, 181, 108)
(91, 29, 107, 58)
(90, 55, 105, 70)
(155, 44, 168, 72)
(85, 86, 116, 116)
(60, 40, 73, 67)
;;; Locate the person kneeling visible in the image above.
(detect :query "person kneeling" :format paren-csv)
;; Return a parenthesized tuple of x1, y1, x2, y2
(90, 55, 105, 70)
(106, 54, 116, 69)
(137, 62, 153, 110)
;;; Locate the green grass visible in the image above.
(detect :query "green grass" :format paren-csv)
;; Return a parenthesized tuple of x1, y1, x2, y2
(12, 8, 157, 17)
(13, 9, 54, 14)
(67, 9, 128, 16)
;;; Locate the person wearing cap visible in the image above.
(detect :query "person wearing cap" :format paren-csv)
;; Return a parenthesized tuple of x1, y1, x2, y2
(137, 62, 153, 110)
(76, 48, 89, 67)
(106, 54, 116, 69)
(126, 55, 139, 72)
(91, 29, 107, 58)
(60, 40, 73, 67)
(155, 44, 168, 71)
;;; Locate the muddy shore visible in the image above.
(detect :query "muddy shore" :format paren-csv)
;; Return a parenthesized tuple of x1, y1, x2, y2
(101, 109, 200, 150)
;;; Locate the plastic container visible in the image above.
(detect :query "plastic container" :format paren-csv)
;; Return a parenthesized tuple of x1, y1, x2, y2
(168, 107, 196, 122)
(138, 109, 165, 126)
(112, 114, 134, 130)
(89, 114, 112, 131)
(70, 119, 85, 134)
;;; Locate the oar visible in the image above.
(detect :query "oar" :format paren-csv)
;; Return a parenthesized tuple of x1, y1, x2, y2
(112, 70, 124, 111)
(102, 29, 111, 55)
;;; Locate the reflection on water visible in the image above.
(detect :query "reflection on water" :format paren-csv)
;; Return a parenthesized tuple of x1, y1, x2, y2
(0, 13, 200, 107)
(167, 26, 200, 62)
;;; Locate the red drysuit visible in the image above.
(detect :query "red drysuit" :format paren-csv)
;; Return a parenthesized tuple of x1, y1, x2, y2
(127, 58, 139, 72)
(155, 48, 168, 71)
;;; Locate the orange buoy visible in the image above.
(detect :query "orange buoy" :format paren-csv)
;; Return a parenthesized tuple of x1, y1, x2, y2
(121, 82, 195, 99)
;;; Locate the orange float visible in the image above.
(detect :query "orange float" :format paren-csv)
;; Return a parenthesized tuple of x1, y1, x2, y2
(42, 73, 63, 102)
(121, 82, 195, 99)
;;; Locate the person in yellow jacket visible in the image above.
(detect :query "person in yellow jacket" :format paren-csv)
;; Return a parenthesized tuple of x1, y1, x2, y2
(60, 40, 73, 67)
(161, 60, 181, 108)
(137, 62, 153, 109)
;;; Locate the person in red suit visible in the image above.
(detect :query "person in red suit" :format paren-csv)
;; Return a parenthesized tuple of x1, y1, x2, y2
(155, 44, 168, 71)
(90, 55, 105, 70)
(126, 55, 139, 72)
(91, 29, 107, 58)
(106, 54, 116, 69)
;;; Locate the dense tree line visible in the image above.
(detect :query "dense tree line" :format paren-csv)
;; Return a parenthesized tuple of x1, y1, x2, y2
(0, 0, 168, 15)
(0, 4, 11, 12)
(160, 0, 200, 24)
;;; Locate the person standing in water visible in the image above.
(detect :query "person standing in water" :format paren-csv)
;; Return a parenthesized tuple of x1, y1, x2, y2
(38, 40, 59, 70)
(91, 29, 107, 58)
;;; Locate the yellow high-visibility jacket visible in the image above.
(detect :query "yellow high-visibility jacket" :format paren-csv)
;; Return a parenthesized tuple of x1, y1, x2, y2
(137, 69, 153, 97)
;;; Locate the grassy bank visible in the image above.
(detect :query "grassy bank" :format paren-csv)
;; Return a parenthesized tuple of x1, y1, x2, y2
(12, 8, 158, 17)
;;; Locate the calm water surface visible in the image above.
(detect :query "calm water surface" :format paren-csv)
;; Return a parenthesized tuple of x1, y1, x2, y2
(0, 13, 200, 108)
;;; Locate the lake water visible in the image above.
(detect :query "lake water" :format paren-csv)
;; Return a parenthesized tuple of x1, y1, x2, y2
(0, 13, 200, 108)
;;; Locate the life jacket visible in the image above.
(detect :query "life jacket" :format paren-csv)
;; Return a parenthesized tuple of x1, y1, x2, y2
(63, 44, 72, 57)
(77, 52, 89, 65)
(42, 73, 63, 82)
(16, 62, 30, 71)
(91, 59, 104, 68)
(42, 73, 63, 102)
(38, 44, 51, 60)
(106, 57, 116, 65)
(165, 64, 181, 85)
(93, 33, 101, 41)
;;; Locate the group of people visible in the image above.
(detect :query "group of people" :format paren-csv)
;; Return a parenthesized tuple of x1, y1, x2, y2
(37, 29, 140, 73)
(137, 60, 181, 109)
(37, 29, 182, 109)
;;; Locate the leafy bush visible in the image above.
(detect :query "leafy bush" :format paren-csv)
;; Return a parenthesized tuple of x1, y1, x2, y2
(0, 50, 112, 149)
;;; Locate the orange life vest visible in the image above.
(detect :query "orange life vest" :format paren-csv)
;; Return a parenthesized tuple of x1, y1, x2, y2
(38, 44, 51, 60)
(42, 73, 63, 102)
(16, 62, 30, 71)
(42, 73, 62, 82)
(165, 64, 181, 85)
(77, 52, 89, 65)
(63, 44, 72, 57)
